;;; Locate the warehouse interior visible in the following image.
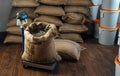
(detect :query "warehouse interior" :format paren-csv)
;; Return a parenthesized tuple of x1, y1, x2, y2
(0, 0, 120, 76)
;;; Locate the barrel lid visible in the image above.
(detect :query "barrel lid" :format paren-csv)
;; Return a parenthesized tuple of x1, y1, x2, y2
(99, 26, 117, 30)
(117, 23, 120, 28)
(115, 56, 120, 66)
(100, 8, 120, 12)
(93, 19, 100, 24)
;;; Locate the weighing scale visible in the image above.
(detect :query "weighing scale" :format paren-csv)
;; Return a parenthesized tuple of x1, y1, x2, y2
(16, 11, 59, 73)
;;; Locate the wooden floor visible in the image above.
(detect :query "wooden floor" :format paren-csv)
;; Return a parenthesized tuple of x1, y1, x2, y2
(0, 39, 118, 76)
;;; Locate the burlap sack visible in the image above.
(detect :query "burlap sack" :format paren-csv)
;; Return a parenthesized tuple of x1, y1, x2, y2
(7, 26, 21, 35)
(65, 0, 92, 6)
(62, 13, 86, 24)
(64, 6, 90, 17)
(10, 8, 36, 19)
(22, 22, 61, 64)
(12, 0, 39, 7)
(59, 23, 88, 33)
(34, 15, 63, 27)
(38, 0, 67, 5)
(55, 39, 83, 61)
(7, 18, 32, 27)
(34, 5, 65, 16)
(60, 33, 84, 43)
(4, 34, 22, 44)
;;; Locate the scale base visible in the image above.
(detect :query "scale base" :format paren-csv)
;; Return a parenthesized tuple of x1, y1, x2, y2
(22, 60, 59, 73)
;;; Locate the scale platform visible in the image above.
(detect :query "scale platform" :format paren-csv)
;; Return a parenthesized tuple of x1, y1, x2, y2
(22, 60, 59, 73)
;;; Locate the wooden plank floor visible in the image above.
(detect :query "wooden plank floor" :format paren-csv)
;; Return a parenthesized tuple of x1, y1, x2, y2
(0, 39, 118, 76)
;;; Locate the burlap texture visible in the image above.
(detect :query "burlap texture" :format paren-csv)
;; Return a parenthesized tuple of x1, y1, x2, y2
(62, 13, 86, 24)
(65, 0, 92, 6)
(34, 15, 63, 27)
(7, 18, 32, 27)
(60, 33, 84, 43)
(59, 23, 88, 33)
(64, 6, 90, 17)
(22, 22, 61, 64)
(55, 39, 82, 61)
(7, 26, 21, 35)
(10, 8, 36, 19)
(38, 0, 67, 5)
(4, 34, 22, 44)
(34, 5, 65, 16)
(12, 0, 39, 7)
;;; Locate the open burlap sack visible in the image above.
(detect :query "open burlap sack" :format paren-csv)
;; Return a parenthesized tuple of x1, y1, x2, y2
(59, 23, 88, 33)
(12, 0, 39, 7)
(7, 18, 32, 27)
(64, 6, 90, 17)
(65, 0, 92, 6)
(55, 39, 85, 61)
(34, 5, 65, 16)
(4, 34, 22, 44)
(7, 26, 21, 35)
(62, 13, 86, 24)
(60, 33, 84, 43)
(10, 8, 36, 19)
(38, 0, 67, 5)
(34, 15, 63, 27)
(22, 22, 61, 64)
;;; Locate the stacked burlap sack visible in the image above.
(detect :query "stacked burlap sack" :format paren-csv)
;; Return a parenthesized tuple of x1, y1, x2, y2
(4, 0, 39, 43)
(4, 0, 92, 43)
(34, 5, 64, 28)
(34, 0, 92, 43)
(59, 3, 92, 43)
